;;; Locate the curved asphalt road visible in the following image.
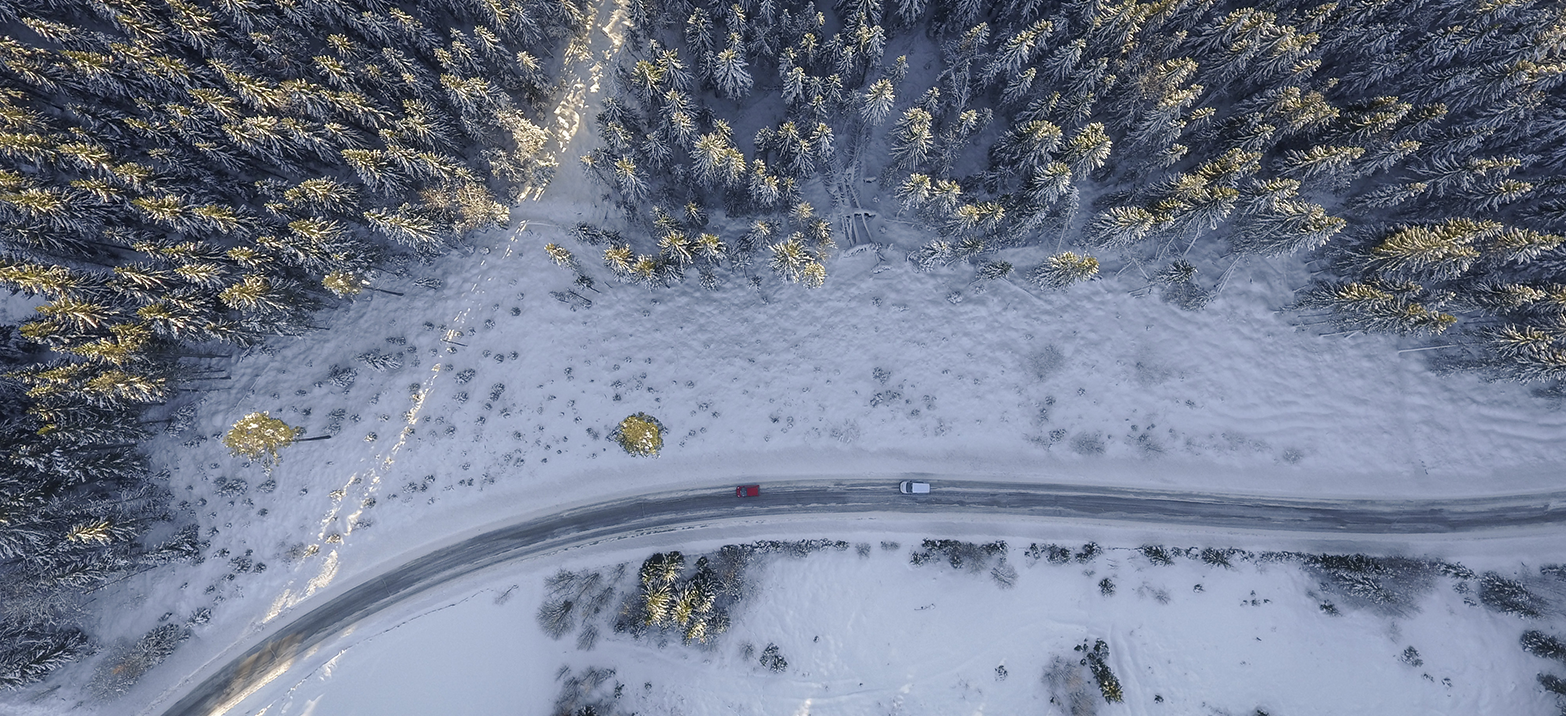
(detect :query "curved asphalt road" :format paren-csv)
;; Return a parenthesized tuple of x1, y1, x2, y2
(157, 478, 1566, 716)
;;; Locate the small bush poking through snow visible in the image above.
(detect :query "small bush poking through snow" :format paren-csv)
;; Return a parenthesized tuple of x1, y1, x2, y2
(537, 570, 619, 645)
(613, 413, 665, 457)
(1026, 543, 1073, 564)
(91, 624, 190, 697)
(1298, 553, 1438, 617)
(1200, 547, 1235, 568)
(551, 667, 621, 716)
(356, 350, 403, 372)
(1140, 545, 1176, 566)
(759, 643, 788, 672)
(991, 560, 1018, 589)
(1479, 572, 1547, 618)
(1076, 639, 1124, 703)
(909, 539, 1007, 571)
(327, 365, 358, 390)
(1523, 631, 1566, 662)
(1031, 252, 1100, 289)
(1043, 655, 1100, 716)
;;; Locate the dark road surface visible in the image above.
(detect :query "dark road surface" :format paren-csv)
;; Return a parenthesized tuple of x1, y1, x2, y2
(157, 478, 1566, 716)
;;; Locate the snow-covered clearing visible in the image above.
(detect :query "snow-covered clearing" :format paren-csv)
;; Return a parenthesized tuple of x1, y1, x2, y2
(201, 523, 1566, 716)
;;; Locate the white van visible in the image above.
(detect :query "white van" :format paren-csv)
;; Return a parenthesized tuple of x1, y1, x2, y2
(899, 481, 930, 494)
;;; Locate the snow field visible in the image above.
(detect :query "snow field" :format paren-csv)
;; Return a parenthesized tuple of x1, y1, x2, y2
(231, 526, 1565, 716)
(72, 178, 1564, 715)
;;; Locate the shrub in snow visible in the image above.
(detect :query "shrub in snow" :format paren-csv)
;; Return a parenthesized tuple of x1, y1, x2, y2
(1298, 553, 1438, 617)
(613, 413, 665, 457)
(1043, 655, 1100, 716)
(910, 539, 1007, 572)
(223, 412, 300, 469)
(538, 599, 576, 639)
(1540, 673, 1566, 697)
(214, 477, 248, 498)
(1523, 631, 1566, 663)
(759, 643, 788, 672)
(91, 624, 190, 696)
(551, 667, 621, 716)
(1140, 545, 1175, 566)
(1025, 543, 1073, 564)
(356, 350, 403, 372)
(974, 261, 1013, 283)
(1031, 252, 1100, 289)
(1200, 547, 1235, 568)
(991, 560, 1018, 588)
(576, 625, 600, 652)
(1400, 646, 1423, 667)
(1479, 572, 1547, 618)
(539, 570, 618, 643)
(1075, 639, 1123, 703)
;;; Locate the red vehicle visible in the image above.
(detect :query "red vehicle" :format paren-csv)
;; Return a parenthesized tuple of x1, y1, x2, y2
(735, 485, 760, 497)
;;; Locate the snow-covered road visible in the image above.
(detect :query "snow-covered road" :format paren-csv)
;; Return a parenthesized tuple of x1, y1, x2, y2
(154, 477, 1566, 716)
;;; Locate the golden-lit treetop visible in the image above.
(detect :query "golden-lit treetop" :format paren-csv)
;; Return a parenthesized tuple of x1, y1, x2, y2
(224, 411, 301, 469)
(615, 413, 664, 457)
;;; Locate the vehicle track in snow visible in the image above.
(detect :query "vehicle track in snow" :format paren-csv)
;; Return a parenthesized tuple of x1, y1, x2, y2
(155, 477, 1566, 716)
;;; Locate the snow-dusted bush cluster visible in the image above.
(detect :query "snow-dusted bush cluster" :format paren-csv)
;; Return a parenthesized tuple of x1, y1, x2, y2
(541, 541, 854, 652)
(909, 538, 1016, 587)
(537, 568, 621, 649)
(89, 623, 191, 697)
(618, 549, 746, 644)
(1025, 541, 1099, 564)
(1075, 638, 1123, 704)
(550, 667, 624, 716)
(758, 642, 789, 672)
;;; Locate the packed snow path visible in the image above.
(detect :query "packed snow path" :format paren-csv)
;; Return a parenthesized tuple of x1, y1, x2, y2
(154, 477, 1566, 716)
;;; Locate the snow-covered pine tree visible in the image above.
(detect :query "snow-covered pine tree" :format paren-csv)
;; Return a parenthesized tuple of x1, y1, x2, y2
(1031, 252, 1100, 288)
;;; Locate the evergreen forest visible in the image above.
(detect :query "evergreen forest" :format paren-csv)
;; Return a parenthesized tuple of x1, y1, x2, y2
(3, 0, 1566, 694)
(0, 0, 583, 688)
(567, 0, 1566, 379)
